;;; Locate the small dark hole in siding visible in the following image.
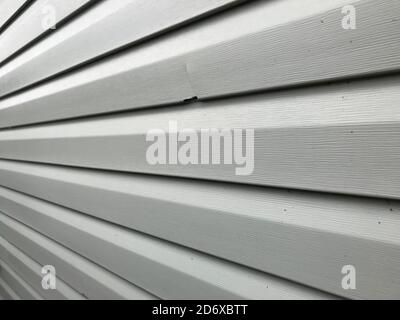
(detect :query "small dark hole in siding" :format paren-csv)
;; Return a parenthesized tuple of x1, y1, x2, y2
(183, 96, 199, 103)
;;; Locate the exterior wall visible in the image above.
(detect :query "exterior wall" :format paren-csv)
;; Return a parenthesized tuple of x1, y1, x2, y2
(0, 0, 399, 300)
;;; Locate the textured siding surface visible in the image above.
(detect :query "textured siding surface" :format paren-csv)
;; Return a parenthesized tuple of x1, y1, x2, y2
(0, 0, 93, 66)
(0, 0, 30, 33)
(0, 0, 399, 300)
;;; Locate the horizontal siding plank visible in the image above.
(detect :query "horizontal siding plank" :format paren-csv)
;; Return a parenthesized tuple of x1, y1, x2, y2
(0, 0, 92, 65)
(0, 57, 195, 128)
(0, 0, 29, 31)
(1, 0, 398, 301)
(0, 76, 399, 199)
(0, 210, 157, 300)
(0, 234, 85, 300)
(0, 260, 42, 300)
(2, 0, 399, 127)
(0, 160, 399, 299)
(187, 0, 400, 98)
(0, 188, 334, 300)
(0, 277, 20, 300)
(0, 0, 241, 98)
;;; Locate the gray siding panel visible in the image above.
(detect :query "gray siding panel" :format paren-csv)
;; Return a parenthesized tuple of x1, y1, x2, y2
(0, 76, 399, 199)
(0, 161, 399, 299)
(187, 0, 400, 98)
(0, 277, 20, 300)
(0, 0, 241, 98)
(0, 235, 85, 300)
(0, 260, 43, 300)
(0, 189, 335, 300)
(0, 0, 29, 31)
(0, 0, 92, 65)
(1, 0, 400, 127)
(0, 208, 157, 300)
(0, 0, 399, 300)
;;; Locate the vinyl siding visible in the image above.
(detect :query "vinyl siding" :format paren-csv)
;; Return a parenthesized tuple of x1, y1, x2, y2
(0, 0, 399, 300)
(0, 0, 93, 66)
(0, 0, 30, 33)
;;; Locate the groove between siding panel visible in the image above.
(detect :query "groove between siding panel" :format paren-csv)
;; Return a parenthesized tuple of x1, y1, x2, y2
(0, 76, 399, 199)
(2, 0, 400, 127)
(0, 0, 242, 99)
(0, 260, 43, 300)
(0, 235, 86, 300)
(0, 160, 399, 299)
(0, 189, 335, 300)
(0, 0, 93, 65)
(0, 209, 157, 300)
